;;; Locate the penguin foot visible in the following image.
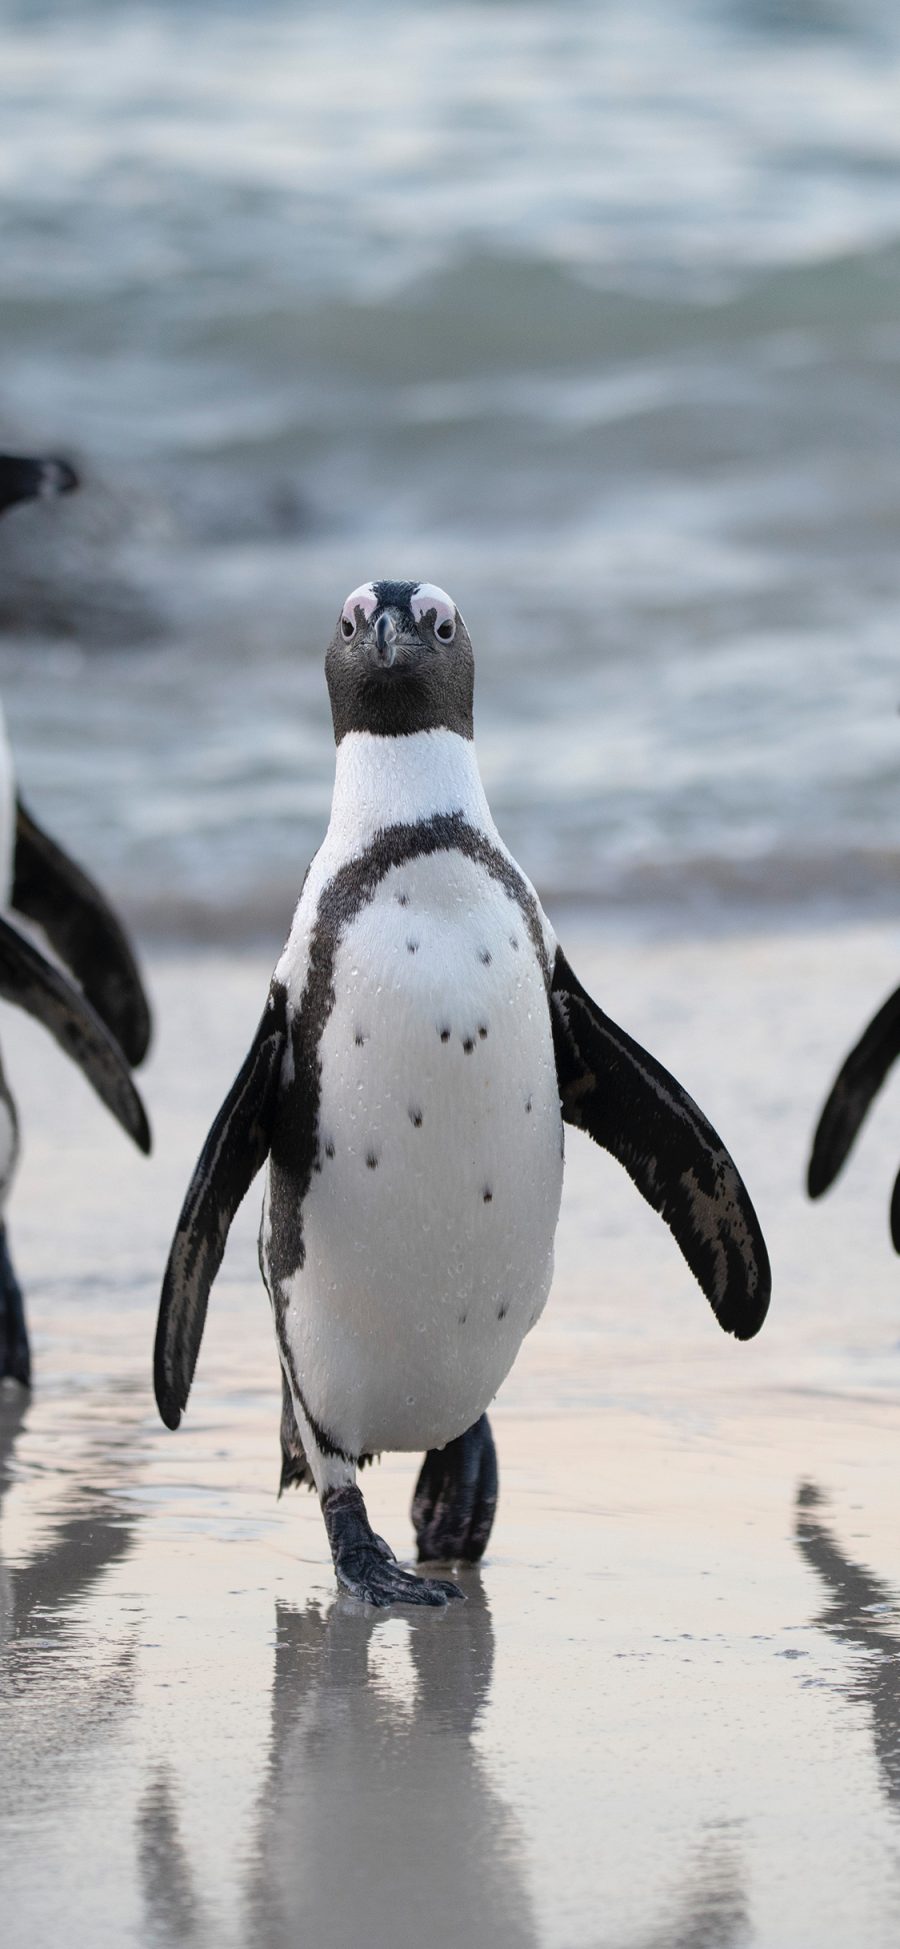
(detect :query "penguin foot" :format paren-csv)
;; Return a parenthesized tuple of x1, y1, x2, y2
(412, 1412, 498, 1564)
(323, 1484, 464, 1608)
(0, 1226, 29, 1388)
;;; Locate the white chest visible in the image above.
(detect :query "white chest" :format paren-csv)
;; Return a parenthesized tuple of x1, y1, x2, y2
(274, 848, 564, 1455)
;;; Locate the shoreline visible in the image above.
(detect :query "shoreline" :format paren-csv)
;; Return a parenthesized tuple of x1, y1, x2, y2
(4, 923, 900, 1947)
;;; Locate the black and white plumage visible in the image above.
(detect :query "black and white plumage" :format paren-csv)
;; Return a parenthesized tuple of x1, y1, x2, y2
(0, 454, 152, 1386)
(0, 453, 78, 516)
(808, 982, 900, 1248)
(157, 578, 770, 1606)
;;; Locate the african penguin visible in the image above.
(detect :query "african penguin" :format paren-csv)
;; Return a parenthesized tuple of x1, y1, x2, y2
(808, 977, 900, 1248)
(0, 453, 152, 1386)
(156, 579, 771, 1607)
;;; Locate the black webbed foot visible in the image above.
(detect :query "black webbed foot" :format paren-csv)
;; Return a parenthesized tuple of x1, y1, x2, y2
(0, 1224, 29, 1387)
(412, 1412, 498, 1564)
(323, 1484, 463, 1608)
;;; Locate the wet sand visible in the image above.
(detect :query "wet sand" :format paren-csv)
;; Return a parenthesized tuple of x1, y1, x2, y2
(4, 923, 900, 1948)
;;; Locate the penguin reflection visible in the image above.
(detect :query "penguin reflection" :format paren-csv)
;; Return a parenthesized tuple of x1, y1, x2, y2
(135, 1592, 532, 1949)
(243, 1579, 540, 1949)
(629, 1832, 749, 1949)
(138, 1766, 211, 1949)
(0, 1392, 137, 1656)
(795, 1481, 900, 1814)
(0, 1389, 25, 1651)
(0, 1390, 139, 1815)
(236, 1587, 750, 1949)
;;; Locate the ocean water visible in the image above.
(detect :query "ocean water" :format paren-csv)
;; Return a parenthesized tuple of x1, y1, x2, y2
(2, 0, 900, 933)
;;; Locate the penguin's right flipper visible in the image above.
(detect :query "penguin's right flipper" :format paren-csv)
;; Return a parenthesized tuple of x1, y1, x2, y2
(0, 912, 150, 1155)
(155, 983, 288, 1431)
(12, 797, 152, 1067)
(807, 984, 900, 1200)
(0, 452, 78, 517)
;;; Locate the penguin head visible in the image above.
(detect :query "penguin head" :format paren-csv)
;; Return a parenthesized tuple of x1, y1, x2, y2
(0, 453, 78, 519)
(325, 580, 474, 743)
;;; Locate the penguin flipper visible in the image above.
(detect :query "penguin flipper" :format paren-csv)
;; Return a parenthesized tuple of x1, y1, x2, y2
(807, 983, 900, 1201)
(12, 797, 152, 1067)
(889, 1169, 900, 1254)
(0, 912, 150, 1154)
(550, 946, 770, 1340)
(155, 983, 287, 1431)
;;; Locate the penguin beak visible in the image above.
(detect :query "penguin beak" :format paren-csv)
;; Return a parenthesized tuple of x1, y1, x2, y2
(36, 457, 79, 499)
(374, 611, 397, 668)
(363, 606, 420, 677)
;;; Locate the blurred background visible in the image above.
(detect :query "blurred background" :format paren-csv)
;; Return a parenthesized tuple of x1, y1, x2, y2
(8, 20, 900, 1943)
(2, 0, 900, 939)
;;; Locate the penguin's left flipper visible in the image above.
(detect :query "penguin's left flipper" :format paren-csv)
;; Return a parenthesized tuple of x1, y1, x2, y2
(155, 983, 287, 1432)
(12, 797, 152, 1068)
(412, 1413, 498, 1564)
(807, 982, 900, 1203)
(0, 912, 151, 1157)
(550, 946, 770, 1340)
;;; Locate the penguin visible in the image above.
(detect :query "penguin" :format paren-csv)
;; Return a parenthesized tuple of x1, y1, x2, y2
(0, 452, 152, 1386)
(0, 452, 78, 514)
(807, 980, 900, 1246)
(155, 579, 770, 1606)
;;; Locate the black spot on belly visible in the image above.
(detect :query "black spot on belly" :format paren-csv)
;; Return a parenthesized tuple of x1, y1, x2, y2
(407, 939, 419, 954)
(478, 1024, 488, 1039)
(483, 1188, 493, 1204)
(479, 948, 492, 965)
(325, 1140, 336, 1159)
(354, 1030, 366, 1047)
(462, 1037, 475, 1054)
(366, 1151, 379, 1170)
(409, 1107, 423, 1127)
(397, 892, 410, 907)
(458, 1311, 468, 1325)
(497, 1302, 509, 1320)
(525, 1095, 532, 1114)
(268, 810, 551, 1303)
(510, 935, 519, 951)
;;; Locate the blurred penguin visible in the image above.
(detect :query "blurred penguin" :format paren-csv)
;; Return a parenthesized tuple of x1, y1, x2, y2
(0, 453, 151, 1386)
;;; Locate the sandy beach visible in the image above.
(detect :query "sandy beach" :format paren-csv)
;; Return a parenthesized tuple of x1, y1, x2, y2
(3, 920, 900, 1948)
(4, 3, 900, 1942)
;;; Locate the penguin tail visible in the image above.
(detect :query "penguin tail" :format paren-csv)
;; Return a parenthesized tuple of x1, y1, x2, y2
(276, 1445, 377, 1497)
(278, 1445, 314, 1497)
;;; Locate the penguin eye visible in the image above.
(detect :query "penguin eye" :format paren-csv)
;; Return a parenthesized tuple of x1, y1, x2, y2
(411, 584, 456, 644)
(339, 583, 378, 642)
